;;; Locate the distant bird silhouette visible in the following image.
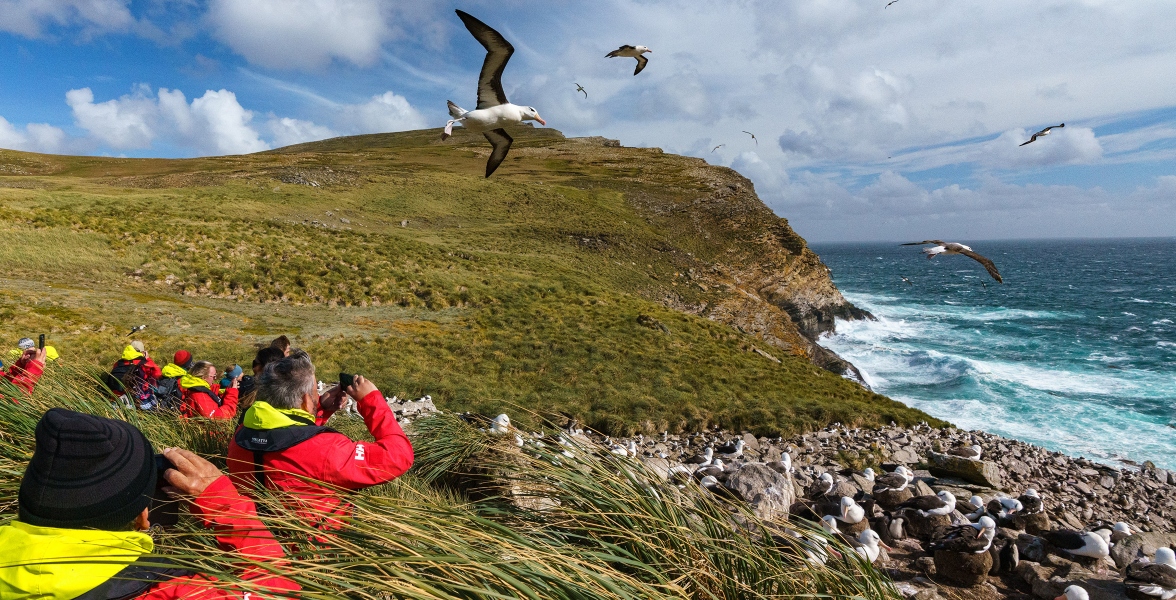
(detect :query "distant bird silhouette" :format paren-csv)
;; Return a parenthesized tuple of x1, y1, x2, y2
(742, 131, 758, 145)
(711, 144, 724, 153)
(901, 240, 1003, 283)
(901, 276, 912, 285)
(606, 45, 652, 75)
(1020, 123, 1064, 146)
(886, 0, 900, 7)
(127, 324, 146, 337)
(575, 83, 587, 99)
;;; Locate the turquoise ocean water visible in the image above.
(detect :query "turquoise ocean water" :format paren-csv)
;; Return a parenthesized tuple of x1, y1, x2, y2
(812, 238, 1176, 469)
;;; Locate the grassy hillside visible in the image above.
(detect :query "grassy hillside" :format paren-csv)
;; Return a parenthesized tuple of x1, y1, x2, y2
(0, 126, 941, 435)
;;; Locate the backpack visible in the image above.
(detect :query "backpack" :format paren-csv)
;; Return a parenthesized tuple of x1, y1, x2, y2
(104, 358, 159, 410)
(155, 377, 184, 410)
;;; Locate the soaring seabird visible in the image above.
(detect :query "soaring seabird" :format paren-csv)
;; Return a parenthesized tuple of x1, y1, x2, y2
(1020, 123, 1064, 146)
(1125, 547, 1176, 600)
(443, 10, 546, 178)
(901, 240, 1004, 283)
(885, 0, 900, 7)
(575, 83, 587, 99)
(127, 324, 146, 337)
(901, 276, 912, 285)
(606, 45, 652, 75)
(742, 131, 758, 145)
(711, 144, 724, 153)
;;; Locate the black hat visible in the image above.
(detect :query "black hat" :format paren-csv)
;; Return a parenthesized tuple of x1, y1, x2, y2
(19, 408, 157, 530)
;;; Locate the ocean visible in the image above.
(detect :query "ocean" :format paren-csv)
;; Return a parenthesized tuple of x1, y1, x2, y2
(811, 238, 1176, 470)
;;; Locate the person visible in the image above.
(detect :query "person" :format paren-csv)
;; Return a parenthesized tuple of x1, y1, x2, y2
(0, 408, 298, 598)
(219, 364, 243, 390)
(105, 342, 162, 409)
(270, 335, 292, 357)
(227, 349, 413, 530)
(179, 361, 240, 419)
(2, 347, 46, 400)
(237, 346, 284, 419)
(8, 337, 59, 366)
(155, 350, 193, 410)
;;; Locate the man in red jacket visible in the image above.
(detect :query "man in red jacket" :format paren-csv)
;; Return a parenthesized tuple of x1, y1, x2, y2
(2, 347, 45, 399)
(0, 408, 298, 598)
(228, 349, 413, 530)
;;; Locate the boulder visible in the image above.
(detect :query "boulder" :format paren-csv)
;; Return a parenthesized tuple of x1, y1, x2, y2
(1110, 531, 1176, 569)
(640, 457, 671, 481)
(893, 448, 921, 463)
(724, 462, 795, 521)
(875, 487, 915, 511)
(927, 452, 1003, 489)
(934, 548, 992, 587)
(832, 480, 859, 498)
(906, 513, 952, 541)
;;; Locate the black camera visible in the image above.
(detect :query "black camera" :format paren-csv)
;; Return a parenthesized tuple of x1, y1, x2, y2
(148, 454, 181, 527)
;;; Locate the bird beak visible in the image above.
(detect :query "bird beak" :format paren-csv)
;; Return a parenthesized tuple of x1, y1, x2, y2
(881, 542, 894, 552)
(535, 115, 546, 126)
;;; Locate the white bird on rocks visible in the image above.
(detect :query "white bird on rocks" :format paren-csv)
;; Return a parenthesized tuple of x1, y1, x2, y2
(836, 496, 866, 525)
(854, 529, 888, 563)
(605, 45, 652, 75)
(1053, 585, 1089, 600)
(716, 439, 744, 458)
(898, 490, 956, 517)
(873, 465, 914, 492)
(949, 444, 982, 460)
(699, 475, 721, 491)
(442, 11, 546, 178)
(627, 440, 638, 458)
(685, 446, 714, 466)
(1113, 522, 1133, 544)
(862, 467, 876, 483)
(808, 472, 835, 498)
(998, 496, 1024, 515)
(1018, 489, 1044, 514)
(490, 414, 511, 434)
(1042, 529, 1110, 561)
(778, 452, 793, 474)
(964, 495, 987, 521)
(901, 240, 1003, 283)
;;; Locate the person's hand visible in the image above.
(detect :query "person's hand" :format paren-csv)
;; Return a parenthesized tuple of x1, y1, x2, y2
(230, 376, 240, 389)
(161, 447, 222, 498)
(346, 375, 378, 401)
(318, 384, 343, 413)
(22, 348, 46, 365)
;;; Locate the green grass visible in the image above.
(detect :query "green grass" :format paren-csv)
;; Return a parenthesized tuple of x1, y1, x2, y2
(0, 128, 943, 435)
(0, 372, 902, 600)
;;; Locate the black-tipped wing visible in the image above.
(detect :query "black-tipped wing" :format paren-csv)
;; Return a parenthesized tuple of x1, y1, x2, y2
(897, 495, 947, 512)
(634, 54, 649, 75)
(1019, 135, 1039, 147)
(483, 129, 513, 178)
(456, 10, 514, 109)
(743, 131, 757, 144)
(1042, 530, 1086, 550)
(901, 240, 946, 246)
(606, 45, 636, 57)
(1127, 563, 1176, 590)
(958, 249, 1003, 283)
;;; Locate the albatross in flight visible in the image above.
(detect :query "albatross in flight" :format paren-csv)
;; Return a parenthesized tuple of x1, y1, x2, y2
(901, 240, 1004, 283)
(711, 144, 724, 152)
(575, 83, 587, 99)
(442, 10, 546, 178)
(1020, 123, 1064, 146)
(742, 131, 758, 145)
(607, 45, 652, 75)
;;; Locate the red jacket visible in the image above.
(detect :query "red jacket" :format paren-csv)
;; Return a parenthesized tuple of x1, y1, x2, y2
(227, 390, 413, 528)
(181, 381, 239, 420)
(2, 355, 43, 400)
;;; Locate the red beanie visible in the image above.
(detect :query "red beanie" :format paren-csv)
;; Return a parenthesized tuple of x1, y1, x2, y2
(173, 350, 193, 368)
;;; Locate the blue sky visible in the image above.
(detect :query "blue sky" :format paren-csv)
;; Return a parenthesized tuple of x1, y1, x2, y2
(2, 0, 1175, 242)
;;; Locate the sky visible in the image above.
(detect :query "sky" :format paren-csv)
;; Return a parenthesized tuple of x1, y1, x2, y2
(1, 0, 1175, 243)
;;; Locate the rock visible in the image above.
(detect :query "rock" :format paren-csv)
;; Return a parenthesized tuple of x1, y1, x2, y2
(1109, 531, 1176, 569)
(893, 448, 920, 464)
(934, 548, 992, 587)
(640, 457, 671, 481)
(893, 580, 942, 600)
(875, 487, 915, 511)
(724, 463, 795, 521)
(387, 396, 438, 419)
(1016, 560, 1065, 599)
(927, 452, 1003, 489)
(832, 480, 859, 497)
(741, 432, 760, 452)
(912, 479, 936, 498)
(906, 513, 952, 540)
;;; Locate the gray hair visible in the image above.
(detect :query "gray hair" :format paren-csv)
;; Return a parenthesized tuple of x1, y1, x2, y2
(258, 349, 316, 410)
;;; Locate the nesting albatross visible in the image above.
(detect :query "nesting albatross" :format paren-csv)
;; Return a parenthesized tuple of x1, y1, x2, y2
(901, 240, 1004, 283)
(442, 10, 546, 178)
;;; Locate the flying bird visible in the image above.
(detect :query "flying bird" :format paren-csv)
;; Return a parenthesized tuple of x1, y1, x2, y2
(127, 324, 146, 337)
(1020, 123, 1064, 146)
(886, 0, 899, 7)
(606, 45, 652, 75)
(901, 276, 912, 285)
(712, 144, 724, 153)
(442, 10, 546, 178)
(901, 240, 1004, 283)
(575, 83, 587, 99)
(742, 131, 758, 145)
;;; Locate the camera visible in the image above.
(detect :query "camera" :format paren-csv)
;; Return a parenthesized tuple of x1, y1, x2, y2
(148, 454, 181, 527)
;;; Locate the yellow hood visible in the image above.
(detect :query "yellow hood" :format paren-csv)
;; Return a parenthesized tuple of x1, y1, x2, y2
(7, 347, 59, 361)
(243, 401, 316, 430)
(119, 345, 144, 361)
(179, 373, 210, 391)
(0, 521, 153, 600)
(160, 363, 187, 378)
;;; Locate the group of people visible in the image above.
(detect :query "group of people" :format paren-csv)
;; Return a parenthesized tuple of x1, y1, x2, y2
(0, 334, 415, 598)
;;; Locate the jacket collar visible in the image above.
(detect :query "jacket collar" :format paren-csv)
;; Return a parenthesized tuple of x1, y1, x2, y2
(0, 521, 153, 600)
(178, 373, 210, 391)
(160, 363, 187, 378)
(242, 401, 316, 430)
(119, 346, 144, 361)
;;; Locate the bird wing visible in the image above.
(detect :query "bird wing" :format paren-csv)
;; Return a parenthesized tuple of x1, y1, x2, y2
(957, 249, 1003, 283)
(455, 10, 514, 109)
(634, 54, 649, 75)
(742, 131, 758, 144)
(483, 129, 513, 178)
(901, 240, 946, 246)
(1020, 133, 1041, 146)
(1043, 530, 1086, 550)
(607, 45, 636, 58)
(1127, 563, 1176, 588)
(898, 495, 945, 511)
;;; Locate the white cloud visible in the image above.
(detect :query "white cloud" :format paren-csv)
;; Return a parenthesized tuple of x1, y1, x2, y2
(0, 116, 66, 153)
(207, 0, 391, 69)
(0, 0, 134, 38)
(67, 86, 269, 155)
(339, 91, 428, 133)
(268, 117, 336, 148)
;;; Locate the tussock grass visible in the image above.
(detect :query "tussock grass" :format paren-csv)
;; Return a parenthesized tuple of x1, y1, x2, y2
(0, 372, 900, 599)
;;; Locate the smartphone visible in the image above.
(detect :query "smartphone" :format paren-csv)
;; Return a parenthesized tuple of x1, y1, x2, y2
(339, 372, 355, 390)
(38, 334, 45, 349)
(149, 454, 181, 528)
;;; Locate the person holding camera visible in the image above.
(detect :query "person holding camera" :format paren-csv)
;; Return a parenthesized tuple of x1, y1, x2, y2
(0, 408, 298, 598)
(227, 349, 413, 530)
(2, 347, 45, 400)
(179, 361, 241, 420)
